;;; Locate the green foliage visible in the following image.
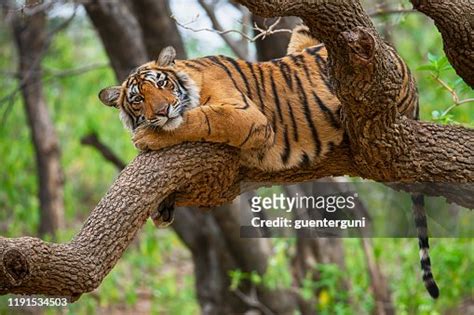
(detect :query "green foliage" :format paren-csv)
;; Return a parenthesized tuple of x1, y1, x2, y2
(229, 239, 293, 292)
(393, 13, 473, 126)
(417, 53, 472, 124)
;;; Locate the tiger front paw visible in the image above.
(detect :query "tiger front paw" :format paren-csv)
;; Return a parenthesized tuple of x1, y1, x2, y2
(132, 127, 153, 151)
(133, 127, 180, 151)
(132, 128, 169, 151)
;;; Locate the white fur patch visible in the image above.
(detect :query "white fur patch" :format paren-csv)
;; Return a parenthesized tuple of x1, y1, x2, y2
(176, 70, 200, 110)
(119, 109, 134, 132)
(162, 116, 183, 131)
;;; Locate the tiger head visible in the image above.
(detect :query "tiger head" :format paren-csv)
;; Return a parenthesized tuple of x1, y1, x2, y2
(98, 46, 200, 131)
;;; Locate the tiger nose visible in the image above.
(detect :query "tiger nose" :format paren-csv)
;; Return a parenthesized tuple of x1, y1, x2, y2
(156, 105, 169, 116)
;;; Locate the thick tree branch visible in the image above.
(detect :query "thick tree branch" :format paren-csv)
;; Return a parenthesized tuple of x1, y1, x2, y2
(410, 0, 474, 88)
(0, 136, 472, 297)
(0, 143, 239, 298)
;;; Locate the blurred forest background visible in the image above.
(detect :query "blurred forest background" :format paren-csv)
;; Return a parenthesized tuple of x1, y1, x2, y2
(0, 0, 472, 314)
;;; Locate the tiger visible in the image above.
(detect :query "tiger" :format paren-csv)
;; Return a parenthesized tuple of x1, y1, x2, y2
(98, 25, 438, 298)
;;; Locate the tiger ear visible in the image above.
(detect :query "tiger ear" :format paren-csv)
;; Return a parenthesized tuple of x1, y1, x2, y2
(98, 86, 121, 107)
(156, 46, 176, 67)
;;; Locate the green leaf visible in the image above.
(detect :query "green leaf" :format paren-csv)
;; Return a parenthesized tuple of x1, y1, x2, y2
(417, 64, 437, 72)
(250, 271, 262, 285)
(229, 269, 245, 290)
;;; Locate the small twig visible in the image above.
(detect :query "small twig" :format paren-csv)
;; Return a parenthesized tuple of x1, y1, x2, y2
(232, 286, 275, 315)
(197, 0, 248, 59)
(172, 14, 292, 44)
(431, 74, 474, 116)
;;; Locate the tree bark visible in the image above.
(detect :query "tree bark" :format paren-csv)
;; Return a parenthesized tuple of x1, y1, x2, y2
(11, 1, 64, 237)
(235, 0, 473, 194)
(410, 0, 474, 88)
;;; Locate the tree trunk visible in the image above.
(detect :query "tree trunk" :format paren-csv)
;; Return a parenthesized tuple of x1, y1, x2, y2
(84, 0, 148, 81)
(11, 1, 64, 237)
(130, 0, 187, 59)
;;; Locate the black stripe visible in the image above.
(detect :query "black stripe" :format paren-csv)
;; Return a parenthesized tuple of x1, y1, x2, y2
(271, 111, 277, 134)
(419, 237, 429, 249)
(411, 194, 425, 206)
(397, 88, 412, 113)
(270, 70, 284, 123)
(422, 272, 433, 281)
(328, 141, 335, 152)
(207, 56, 250, 108)
(222, 56, 252, 97)
(192, 59, 210, 68)
(273, 59, 293, 91)
(287, 100, 299, 142)
(301, 58, 314, 85)
(312, 91, 341, 129)
(288, 54, 314, 86)
(203, 96, 211, 105)
(420, 257, 432, 269)
(240, 123, 255, 147)
(295, 74, 321, 157)
(246, 61, 265, 112)
(414, 216, 427, 228)
(300, 152, 310, 167)
(391, 49, 407, 84)
(314, 53, 333, 92)
(182, 61, 202, 71)
(281, 125, 291, 164)
(306, 44, 324, 55)
(289, 54, 303, 67)
(200, 108, 211, 135)
(258, 65, 267, 95)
